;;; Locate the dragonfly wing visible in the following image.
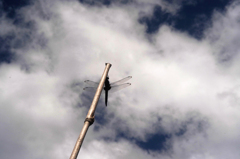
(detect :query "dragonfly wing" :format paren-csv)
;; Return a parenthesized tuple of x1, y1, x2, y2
(110, 76, 132, 86)
(84, 80, 99, 87)
(110, 83, 131, 93)
(83, 86, 97, 92)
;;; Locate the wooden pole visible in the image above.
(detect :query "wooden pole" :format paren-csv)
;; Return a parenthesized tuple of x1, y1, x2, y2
(69, 63, 112, 159)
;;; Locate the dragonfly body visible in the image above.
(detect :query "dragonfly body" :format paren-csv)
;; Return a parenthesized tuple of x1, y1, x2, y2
(104, 77, 111, 106)
(84, 76, 132, 106)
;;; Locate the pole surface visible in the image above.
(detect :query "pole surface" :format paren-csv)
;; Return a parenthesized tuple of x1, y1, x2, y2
(69, 63, 112, 159)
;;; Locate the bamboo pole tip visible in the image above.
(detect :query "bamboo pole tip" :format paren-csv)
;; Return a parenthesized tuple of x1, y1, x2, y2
(105, 63, 112, 67)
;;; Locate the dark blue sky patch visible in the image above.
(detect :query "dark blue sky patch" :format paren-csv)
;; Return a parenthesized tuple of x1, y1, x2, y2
(0, 36, 15, 63)
(0, 50, 14, 63)
(110, 125, 171, 152)
(136, 134, 171, 152)
(0, 24, 36, 64)
(1, 0, 31, 19)
(139, 0, 233, 39)
(172, 0, 232, 39)
(138, 5, 173, 34)
(0, 0, 37, 64)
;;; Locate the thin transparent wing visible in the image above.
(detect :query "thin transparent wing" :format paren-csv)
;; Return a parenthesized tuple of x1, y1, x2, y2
(110, 83, 131, 93)
(84, 80, 99, 87)
(83, 86, 97, 92)
(111, 76, 132, 86)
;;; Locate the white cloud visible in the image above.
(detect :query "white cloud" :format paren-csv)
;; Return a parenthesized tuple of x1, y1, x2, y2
(1, 0, 240, 159)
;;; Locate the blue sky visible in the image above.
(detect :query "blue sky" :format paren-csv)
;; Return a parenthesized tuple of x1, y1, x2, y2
(1, 0, 240, 158)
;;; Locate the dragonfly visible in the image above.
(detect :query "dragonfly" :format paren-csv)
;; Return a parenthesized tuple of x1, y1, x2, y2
(83, 76, 132, 106)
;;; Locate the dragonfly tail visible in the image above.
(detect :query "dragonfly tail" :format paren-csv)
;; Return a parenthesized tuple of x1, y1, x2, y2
(105, 90, 108, 107)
